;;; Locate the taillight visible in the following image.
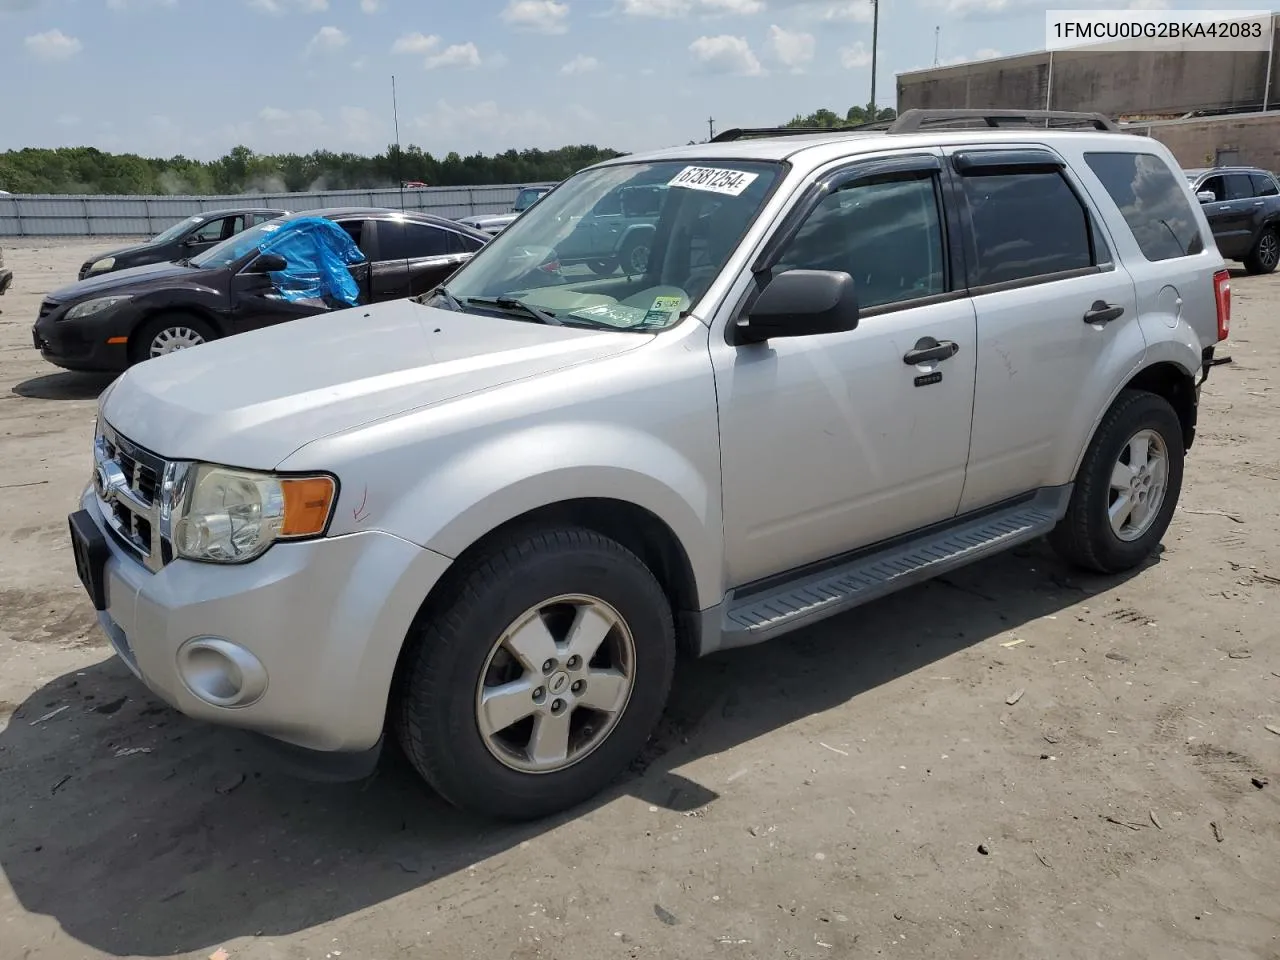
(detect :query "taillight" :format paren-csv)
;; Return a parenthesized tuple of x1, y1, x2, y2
(1213, 269, 1231, 341)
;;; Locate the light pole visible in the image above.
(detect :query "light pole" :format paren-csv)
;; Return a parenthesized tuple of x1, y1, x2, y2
(869, 0, 880, 118)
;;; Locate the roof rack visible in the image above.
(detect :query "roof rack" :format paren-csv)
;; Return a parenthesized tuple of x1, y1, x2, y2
(887, 108, 1121, 133)
(710, 109, 1120, 143)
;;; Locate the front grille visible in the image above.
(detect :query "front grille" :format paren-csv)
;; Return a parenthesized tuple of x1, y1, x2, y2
(94, 422, 183, 573)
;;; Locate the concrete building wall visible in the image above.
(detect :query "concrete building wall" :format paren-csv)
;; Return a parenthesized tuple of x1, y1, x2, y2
(898, 23, 1280, 117)
(1128, 112, 1280, 171)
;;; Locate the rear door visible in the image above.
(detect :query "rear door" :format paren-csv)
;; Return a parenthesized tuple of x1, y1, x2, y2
(376, 219, 468, 298)
(949, 146, 1141, 513)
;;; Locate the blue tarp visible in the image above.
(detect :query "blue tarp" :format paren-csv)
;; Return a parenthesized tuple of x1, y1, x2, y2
(256, 216, 366, 306)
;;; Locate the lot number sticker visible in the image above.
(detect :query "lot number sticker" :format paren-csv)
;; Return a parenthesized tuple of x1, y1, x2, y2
(667, 166, 759, 197)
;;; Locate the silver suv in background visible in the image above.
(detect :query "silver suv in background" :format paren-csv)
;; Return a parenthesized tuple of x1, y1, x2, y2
(456, 184, 556, 236)
(69, 110, 1230, 821)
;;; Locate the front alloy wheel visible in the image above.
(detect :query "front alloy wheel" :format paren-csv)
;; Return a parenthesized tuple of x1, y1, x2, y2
(476, 595, 635, 773)
(395, 527, 677, 821)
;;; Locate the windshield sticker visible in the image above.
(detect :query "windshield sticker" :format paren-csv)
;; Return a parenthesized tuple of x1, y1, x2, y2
(570, 302, 649, 328)
(643, 294, 683, 325)
(667, 166, 759, 197)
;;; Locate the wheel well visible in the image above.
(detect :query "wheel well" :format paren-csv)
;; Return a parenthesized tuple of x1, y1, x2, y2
(132, 305, 226, 345)
(1123, 362, 1197, 450)
(407, 498, 702, 659)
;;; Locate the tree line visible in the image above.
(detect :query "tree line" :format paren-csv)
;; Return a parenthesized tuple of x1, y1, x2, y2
(0, 105, 897, 196)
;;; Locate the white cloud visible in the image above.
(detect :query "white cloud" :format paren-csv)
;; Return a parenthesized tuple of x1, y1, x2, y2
(501, 0, 570, 33)
(766, 24, 813, 71)
(425, 41, 482, 69)
(307, 25, 348, 53)
(621, 0, 762, 16)
(360, 0, 381, 9)
(561, 53, 599, 74)
(689, 34, 763, 75)
(248, 0, 327, 13)
(839, 41, 871, 68)
(392, 31, 439, 54)
(412, 99, 557, 152)
(25, 28, 82, 61)
(811, 0, 872, 22)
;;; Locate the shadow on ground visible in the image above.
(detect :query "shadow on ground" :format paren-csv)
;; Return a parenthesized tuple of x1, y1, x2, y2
(12, 371, 117, 402)
(0, 541, 1150, 956)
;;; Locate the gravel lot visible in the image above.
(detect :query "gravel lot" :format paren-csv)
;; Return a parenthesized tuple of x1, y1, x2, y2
(0, 237, 1277, 960)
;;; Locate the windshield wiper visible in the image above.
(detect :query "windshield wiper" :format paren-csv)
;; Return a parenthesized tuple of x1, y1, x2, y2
(418, 286, 464, 311)
(465, 295, 563, 326)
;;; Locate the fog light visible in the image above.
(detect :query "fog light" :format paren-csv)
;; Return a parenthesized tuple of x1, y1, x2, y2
(177, 637, 268, 708)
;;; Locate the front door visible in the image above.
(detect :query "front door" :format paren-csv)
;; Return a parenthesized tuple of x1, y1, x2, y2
(712, 156, 979, 588)
(948, 147, 1141, 513)
(1198, 173, 1256, 258)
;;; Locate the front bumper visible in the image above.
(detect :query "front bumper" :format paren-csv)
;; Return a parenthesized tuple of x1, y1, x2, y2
(74, 487, 452, 763)
(33, 301, 133, 372)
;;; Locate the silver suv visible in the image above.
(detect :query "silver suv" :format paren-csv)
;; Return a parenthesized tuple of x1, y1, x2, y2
(69, 110, 1231, 820)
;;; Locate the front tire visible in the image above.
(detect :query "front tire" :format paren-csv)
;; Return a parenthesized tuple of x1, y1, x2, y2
(130, 313, 217, 366)
(1050, 389, 1184, 574)
(395, 527, 677, 821)
(1244, 226, 1280, 274)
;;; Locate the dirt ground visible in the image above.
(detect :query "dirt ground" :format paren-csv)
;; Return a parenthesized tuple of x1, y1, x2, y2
(0, 237, 1277, 960)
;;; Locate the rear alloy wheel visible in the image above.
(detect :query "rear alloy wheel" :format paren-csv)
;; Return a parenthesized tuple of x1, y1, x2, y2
(1050, 389, 1184, 574)
(395, 527, 676, 821)
(131, 314, 217, 365)
(1245, 227, 1280, 274)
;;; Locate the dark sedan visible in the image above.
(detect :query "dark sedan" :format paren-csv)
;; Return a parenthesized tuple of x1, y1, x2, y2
(77, 207, 289, 280)
(35, 207, 489, 373)
(1186, 166, 1280, 274)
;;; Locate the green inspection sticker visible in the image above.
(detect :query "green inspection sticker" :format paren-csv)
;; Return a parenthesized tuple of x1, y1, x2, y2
(642, 295, 683, 324)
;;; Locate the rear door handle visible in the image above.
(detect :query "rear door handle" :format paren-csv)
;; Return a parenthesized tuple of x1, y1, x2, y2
(1083, 300, 1125, 325)
(903, 338, 960, 365)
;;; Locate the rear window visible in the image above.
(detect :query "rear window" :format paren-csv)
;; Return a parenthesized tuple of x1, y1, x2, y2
(1084, 151, 1204, 262)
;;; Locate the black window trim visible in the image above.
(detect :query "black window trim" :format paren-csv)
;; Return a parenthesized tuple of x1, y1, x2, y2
(726, 153, 967, 344)
(952, 148, 1113, 297)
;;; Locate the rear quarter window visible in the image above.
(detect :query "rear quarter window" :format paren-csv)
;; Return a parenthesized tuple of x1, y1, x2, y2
(1083, 151, 1205, 262)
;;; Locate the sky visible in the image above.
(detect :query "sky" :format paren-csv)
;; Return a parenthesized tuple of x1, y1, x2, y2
(0, 0, 1256, 160)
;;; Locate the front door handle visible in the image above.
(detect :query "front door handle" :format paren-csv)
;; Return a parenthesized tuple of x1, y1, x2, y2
(1083, 300, 1125, 325)
(903, 337, 960, 365)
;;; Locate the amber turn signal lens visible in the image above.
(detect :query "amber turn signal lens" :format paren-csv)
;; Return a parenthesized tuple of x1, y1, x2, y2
(280, 476, 337, 537)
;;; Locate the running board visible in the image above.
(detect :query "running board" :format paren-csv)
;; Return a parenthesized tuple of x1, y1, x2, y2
(719, 486, 1071, 648)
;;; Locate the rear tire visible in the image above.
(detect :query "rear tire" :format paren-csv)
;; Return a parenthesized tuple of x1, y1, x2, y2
(1049, 389, 1184, 574)
(618, 234, 651, 276)
(130, 313, 217, 366)
(1244, 226, 1280, 274)
(395, 527, 677, 821)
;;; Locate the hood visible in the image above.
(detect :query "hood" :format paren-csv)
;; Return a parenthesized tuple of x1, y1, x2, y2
(50, 260, 211, 301)
(101, 298, 653, 468)
(80, 241, 159, 268)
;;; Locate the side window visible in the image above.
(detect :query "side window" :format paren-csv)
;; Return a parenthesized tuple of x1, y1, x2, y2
(1251, 173, 1279, 197)
(1084, 151, 1204, 262)
(448, 231, 483, 254)
(1223, 174, 1254, 201)
(190, 217, 230, 242)
(959, 169, 1092, 286)
(224, 215, 247, 236)
(339, 219, 370, 257)
(774, 172, 946, 310)
(379, 221, 449, 261)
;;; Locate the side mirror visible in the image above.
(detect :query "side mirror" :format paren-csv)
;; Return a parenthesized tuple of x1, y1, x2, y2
(1196, 190, 1217, 204)
(248, 252, 288, 274)
(182, 235, 203, 247)
(734, 269, 860, 344)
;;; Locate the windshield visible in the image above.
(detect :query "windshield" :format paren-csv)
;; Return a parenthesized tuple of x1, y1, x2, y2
(514, 188, 548, 211)
(190, 217, 287, 269)
(442, 159, 782, 331)
(150, 216, 202, 245)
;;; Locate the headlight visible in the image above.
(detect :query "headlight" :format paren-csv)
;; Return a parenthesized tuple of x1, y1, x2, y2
(66, 295, 132, 319)
(89, 257, 115, 274)
(173, 464, 337, 564)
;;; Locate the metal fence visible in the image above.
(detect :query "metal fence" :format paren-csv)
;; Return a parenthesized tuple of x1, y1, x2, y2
(0, 182, 557, 238)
